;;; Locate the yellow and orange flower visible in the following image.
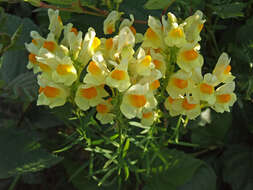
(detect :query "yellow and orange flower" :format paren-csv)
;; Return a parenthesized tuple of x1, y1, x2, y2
(96, 99, 115, 124)
(106, 58, 131, 92)
(213, 53, 235, 84)
(212, 82, 237, 113)
(75, 84, 109, 111)
(120, 84, 157, 119)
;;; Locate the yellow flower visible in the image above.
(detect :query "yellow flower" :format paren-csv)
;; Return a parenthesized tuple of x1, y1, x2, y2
(142, 16, 163, 49)
(61, 23, 83, 60)
(164, 96, 182, 117)
(184, 10, 205, 44)
(77, 27, 101, 66)
(119, 14, 143, 43)
(193, 73, 217, 105)
(117, 27, 135, 52)
(120, 83, 157, 119)
(166, 70, 192, 98)
(139, 69, 162, 92)
(103, 11, 122, 34)
(37, 76, 69, 108)
(213, 53, 235, 84)
(149, 49, 166, 77)
(164, 22, 186, 48)
(106, 58, 131, 92)
(83, 52, 109, 86)
(48, 9, 63, 39)
(75, 84, 109, 111)
(39, 33, 69, 59)
(26, 31, 46, 73)
(139, 109, 155, 126)
(171, 96, 201, 119)
(134, 48, 155, 76)
(176, 44, 204, 72)
(96, 99, 115, 124)
(52, 56, 77, 86)
(211, 82, 237, 113)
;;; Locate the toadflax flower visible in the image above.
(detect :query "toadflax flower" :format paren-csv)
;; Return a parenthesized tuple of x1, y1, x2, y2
(37, 75, 69, 108)
(75, 84, 109, 111)
(120, 83, 157, 119)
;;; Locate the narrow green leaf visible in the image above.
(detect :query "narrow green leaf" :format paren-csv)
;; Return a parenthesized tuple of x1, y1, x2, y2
(212, 2, 246, 19)
(144, 0, 174, 10)
(122, 138, 130, 158)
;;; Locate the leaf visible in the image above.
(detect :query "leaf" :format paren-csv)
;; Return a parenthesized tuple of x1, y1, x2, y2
(42, 0, 97, 6)
(222, 144, 253, 190)
(0, 14, 39, 83)
(144, 0, 174, 10)
(191, 110, 232, 147)
(236, 16, 253, 45)
(143, 149, 204, 190)
(212, 2, 246, 19)
(1, 72, 38, 102)
(0, 127, 63, 179)
(0, 33, 11, 51)
(178, 165, 216, 190)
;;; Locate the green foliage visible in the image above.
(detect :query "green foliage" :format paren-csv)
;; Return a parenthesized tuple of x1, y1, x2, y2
(1, 72, 38, 102)
(178, 165, 216, 190)
(143, 149, 205, 190)
(222, 145, 253, 190)
(212, 2, 246, 19)
(144, 0, 174, 10)
(0, 12, 39, 90)
(0, 126, 63, 179)
(191, 110, 232, 147)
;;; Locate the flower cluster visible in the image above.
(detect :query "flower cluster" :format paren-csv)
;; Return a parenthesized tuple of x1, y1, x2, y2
(26, 9, 236, 125)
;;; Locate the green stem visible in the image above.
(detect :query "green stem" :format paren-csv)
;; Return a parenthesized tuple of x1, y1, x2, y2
(8, 175, 20, 190)
(167, 140, 200, 148)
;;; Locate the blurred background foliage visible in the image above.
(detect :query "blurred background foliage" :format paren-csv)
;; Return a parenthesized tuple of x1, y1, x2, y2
(0, 0, 252, 189)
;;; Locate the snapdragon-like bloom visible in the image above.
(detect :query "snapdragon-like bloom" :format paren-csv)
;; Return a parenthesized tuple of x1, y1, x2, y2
(96, 99, 115, 124)
(37, 76, 69, 108)
(193, 73, 217, 105)
(120, 84, 157, 119)
(61, 23, 83, 60)
(106, 58, 131, 92)
(213, 53, 235, 84)
(83, 52, 109, 85)
(77, 27, 101, 65)
(75, 84, 109, 111)
(166, 70, 192, 98)
(26, 8, 237, 123)
(103, 11, 122, 34)
(176, 44, 204, 72)
(48, 9, 63, 39)
(212, 82, 237, 113)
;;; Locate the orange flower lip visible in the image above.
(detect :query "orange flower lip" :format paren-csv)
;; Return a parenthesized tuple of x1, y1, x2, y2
(41, 86, 60, 98)
(217, 94, 231, 103)
(81, 87, 97, 99)
(142, 112, 152, 119)
(43, 41, 55, 52)
(111, 70, 126, 80)
(200, 83, 214, 94)
(182, 49, 199, 61)
(129, 94, 147, 108)
(173, 78, 188, 89)
(182, 99, 196, 110)
(88, 61, 101, 75)
(96, 104, 109, 114)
